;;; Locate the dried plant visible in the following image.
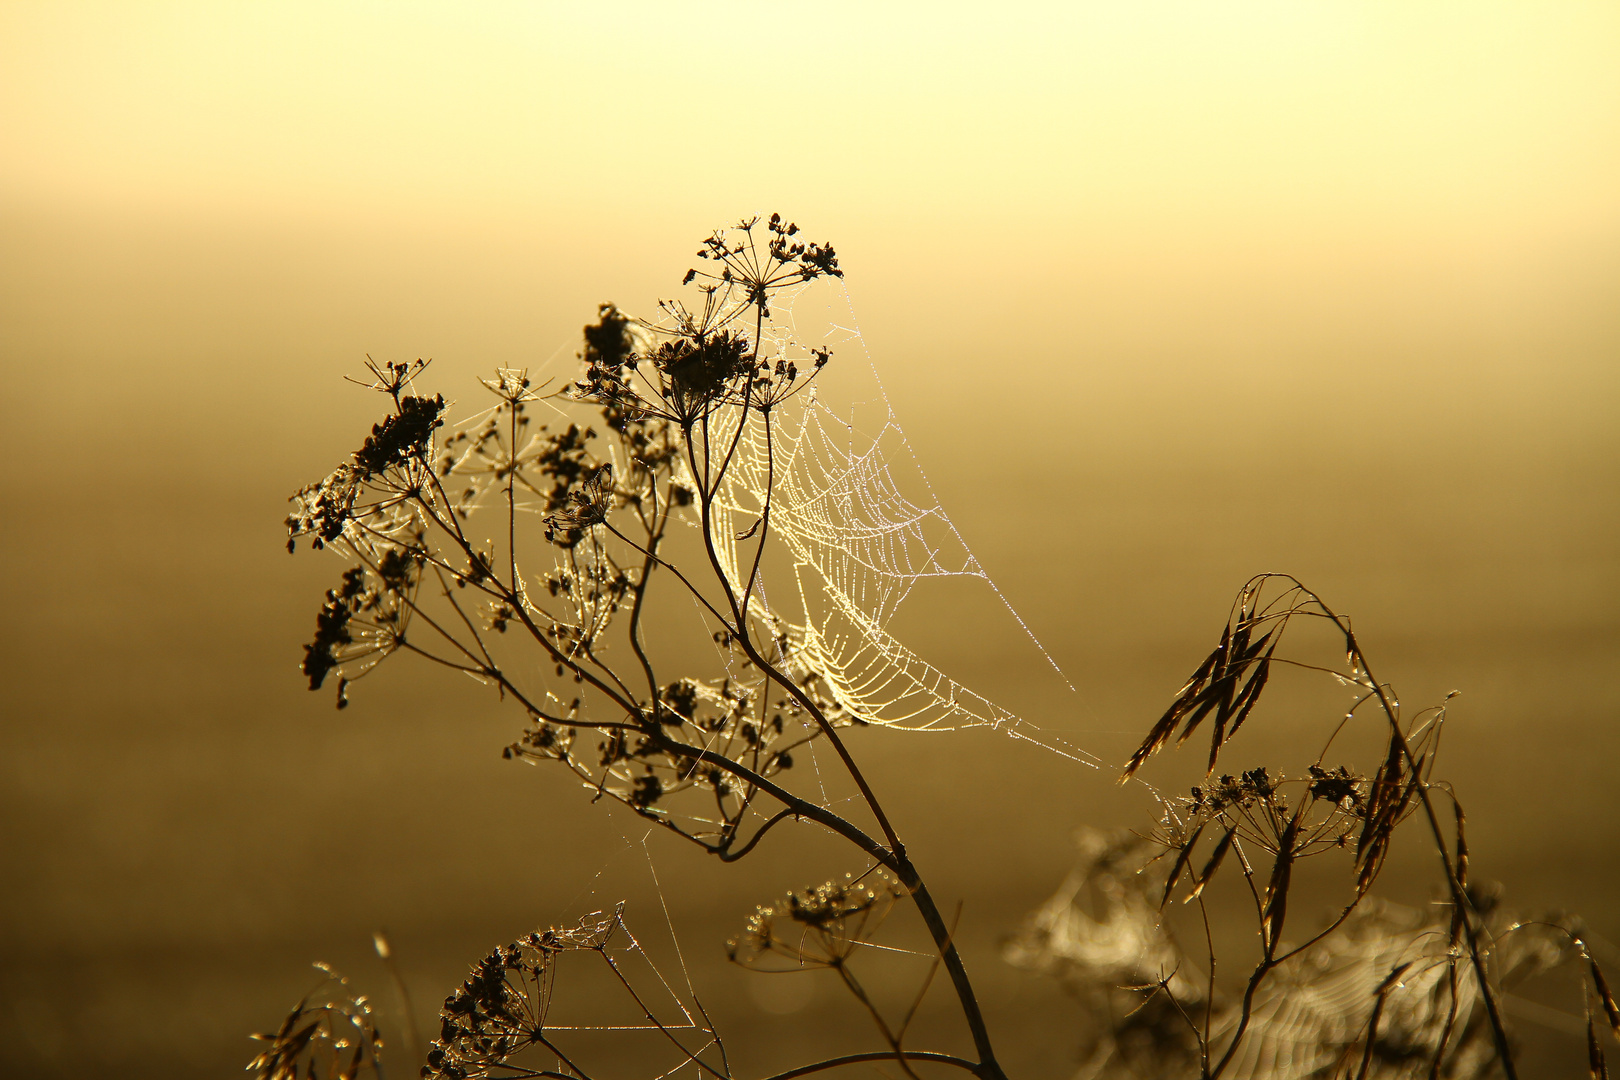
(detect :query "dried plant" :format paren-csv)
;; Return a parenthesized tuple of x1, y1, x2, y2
(272, 215, 1006, 1080)
(261, 222, 1613, 1080)
(248, 965, 385, 1080)
(1007, 575, 1619, 1078)
(1007, 828, 1582, 1079)
(416, 905, 739, 1080)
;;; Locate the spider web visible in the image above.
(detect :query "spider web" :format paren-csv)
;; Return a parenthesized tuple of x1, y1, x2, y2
(1001, 830, 1561, 1080)
(693, 279, 1097, 767)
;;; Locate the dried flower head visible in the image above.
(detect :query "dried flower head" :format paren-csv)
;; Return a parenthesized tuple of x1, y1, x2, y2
(286, 365, 445, 554)
(686, 212, 842, 319)
(1163, 764, 1368, 864)
(569, 219, 839, 429)
(423, 909, 622, 1080)
(543, 462, 614, 542)
(728, 871, 905, 970)
(297, 535, 424, 707)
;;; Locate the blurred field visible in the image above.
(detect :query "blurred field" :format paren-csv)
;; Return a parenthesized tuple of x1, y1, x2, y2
(2, 4, 1617, 1077)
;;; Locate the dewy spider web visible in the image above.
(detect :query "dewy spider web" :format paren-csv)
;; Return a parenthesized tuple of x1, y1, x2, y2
(687, 279, 1098, 768)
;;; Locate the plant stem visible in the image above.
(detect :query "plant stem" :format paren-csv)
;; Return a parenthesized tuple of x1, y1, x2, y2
(683, 407, 1005, 1078)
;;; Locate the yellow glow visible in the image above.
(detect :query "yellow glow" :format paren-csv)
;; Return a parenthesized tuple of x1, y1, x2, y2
(3, 2, 1616, 228)
(1, 7, 1616, 1073)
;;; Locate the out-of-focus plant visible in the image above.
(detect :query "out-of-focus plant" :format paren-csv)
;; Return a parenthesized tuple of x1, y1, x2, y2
(247, 965, 385, 1080)
(1007, 575, 1619, 1078)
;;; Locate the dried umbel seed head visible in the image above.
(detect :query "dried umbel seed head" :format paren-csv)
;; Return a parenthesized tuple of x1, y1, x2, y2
(686, 214, 841, 319)
(728, 871, 905, 970)
(354, 393, 446, 476)
(1307, 764, 1366, 810)
(423, 910, 622, 1080)
(544, 462, 614, 542)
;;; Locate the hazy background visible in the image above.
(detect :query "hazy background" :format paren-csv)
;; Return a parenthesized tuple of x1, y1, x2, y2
(2, 3, 1616, 1076)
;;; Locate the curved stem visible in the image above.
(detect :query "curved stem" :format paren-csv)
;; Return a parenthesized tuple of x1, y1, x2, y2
(680, 411, 1003, 1077)
(739, 406, 773, 627)
(690, 455, 904, 855)
(717, 807, 798, 863)
(647, 732, 897, 872)
(625, 486, 674, 703)
(1210, 958, 1276, 1079)
(1296, 581, 1516, 1080)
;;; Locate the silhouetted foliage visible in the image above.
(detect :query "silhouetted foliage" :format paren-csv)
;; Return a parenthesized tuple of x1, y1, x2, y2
(261, 219, 1613, 1080)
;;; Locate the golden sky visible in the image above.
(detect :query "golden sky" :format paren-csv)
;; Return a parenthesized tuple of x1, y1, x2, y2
(5, 2, 1616, 432)
(6, 3, 1618, 226)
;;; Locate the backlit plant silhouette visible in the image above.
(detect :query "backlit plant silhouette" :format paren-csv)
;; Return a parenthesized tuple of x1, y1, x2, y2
(269, 217, 1618, 1080)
